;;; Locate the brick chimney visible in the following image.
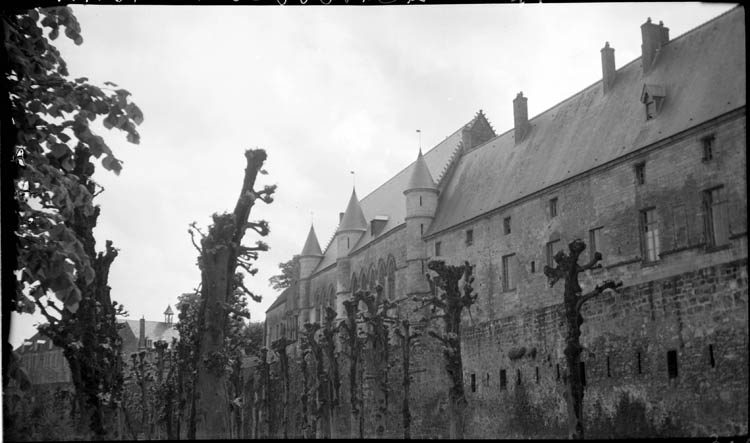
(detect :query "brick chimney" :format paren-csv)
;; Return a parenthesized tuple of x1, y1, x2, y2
(601, 42, 616, 93)
(513, 92, 530, 143)
(139, 316, 146, 349)
(641, 18, 670, 74)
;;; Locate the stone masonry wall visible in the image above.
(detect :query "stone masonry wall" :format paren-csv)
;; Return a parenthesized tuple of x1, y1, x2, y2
(461, 258, 748, 438)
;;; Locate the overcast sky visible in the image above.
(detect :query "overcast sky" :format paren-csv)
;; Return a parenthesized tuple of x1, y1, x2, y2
(9, 2, 737, 347)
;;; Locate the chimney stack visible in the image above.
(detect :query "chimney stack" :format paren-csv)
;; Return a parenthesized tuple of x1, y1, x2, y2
(513, 92, 530, 143)
(641, 18, 670, 74)
(601, 42, 616, 93)
(139, 316, 146, 349)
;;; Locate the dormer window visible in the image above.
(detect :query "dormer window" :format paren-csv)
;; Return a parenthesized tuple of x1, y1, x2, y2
(641, 84, 665, 120)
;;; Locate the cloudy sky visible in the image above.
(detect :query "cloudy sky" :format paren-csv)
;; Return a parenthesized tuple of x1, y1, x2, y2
(9, 2, 736, 347)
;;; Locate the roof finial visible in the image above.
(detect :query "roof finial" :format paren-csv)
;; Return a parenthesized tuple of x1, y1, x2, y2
(416, 129, 422, 153)
(350, 170, 355, 188)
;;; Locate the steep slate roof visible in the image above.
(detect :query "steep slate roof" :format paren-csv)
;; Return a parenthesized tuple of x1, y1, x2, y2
(164, 305, 174, 315)
(301, 224, 323, 256)
(429, 7, 745, 235)
(406, 149, 438, 191)
(122, 319, 179, 347)
(313, 121, 468, 273)
(265, 283, 293, 313)
(338, 189, 368, 232)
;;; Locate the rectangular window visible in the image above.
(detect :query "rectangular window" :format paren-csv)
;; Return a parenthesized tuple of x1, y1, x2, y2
(470, 373, 476, 393)
(516, 369, 522, 385)
(672, 204, 689, 249)
(667, 350, 678, 379)
(435, 241, 441, 256)
(606, 356, 611, 378)
(637, 352, 642, 375)
(546, 239, 562, 267)
(485, 373, 490, 387)
(704, 186, 729, 247)
(641, 208, 661, 262)
(702, 134, 715, 161)
(530, 261, 535, 274)
(503, 217, 511, 235)
(556, 364, 560, 380)
(635, 162, 646, 185)
(708, 344, 715, 368)
(466, 229, 474, 246)
(535, 367, 540, 384)
(549, 197, 558, 218)
(420, 224, 424, 235)
(502, 254, 516, 291)
(499, 369, 507, 390)
(589, 227, 603, 261)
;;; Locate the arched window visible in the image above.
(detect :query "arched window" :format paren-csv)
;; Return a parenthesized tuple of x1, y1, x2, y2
(351, 274, 359, 294)
(378, 260, 387, 298)
(313, 290, 322, 323)
(387, 256, 396, 300)
(328, 285, 336, 313)
(360, 270, 368, 292)
(369, 266, 377, 292)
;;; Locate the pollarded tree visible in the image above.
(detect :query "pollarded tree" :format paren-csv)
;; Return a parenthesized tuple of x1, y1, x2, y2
(3, 6, 142, 438)
(339, 297, 365, 438)
(393, 317, 421, 439)
(543, 238, 622, 440)
(187, 148, 275, 439)
(357, 285, 398, 438)
(271, 336, 291, 439)
(418, 260, 478, 440)
(320, 306, 342, 438)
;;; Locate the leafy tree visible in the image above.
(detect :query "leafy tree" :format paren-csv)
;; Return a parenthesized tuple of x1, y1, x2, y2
(268, 258, 298, 291)
(543, 239, 622, 440)
(419, 260, 479, 439)
(2, 6, 142, 438)
(187, 148, 275, 439)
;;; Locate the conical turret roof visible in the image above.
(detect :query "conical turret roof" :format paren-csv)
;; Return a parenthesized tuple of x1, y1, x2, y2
(300, 224, 323, 256)
(405, 149, 437, 192)
(164, 305, 174, 315)
(338, 188, 367, 232)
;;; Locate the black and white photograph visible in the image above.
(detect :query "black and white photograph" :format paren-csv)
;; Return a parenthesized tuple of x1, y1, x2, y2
(1, 1, 746, 440)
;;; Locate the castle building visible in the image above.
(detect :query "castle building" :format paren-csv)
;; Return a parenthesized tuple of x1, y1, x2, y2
(265, 8, 746, 437)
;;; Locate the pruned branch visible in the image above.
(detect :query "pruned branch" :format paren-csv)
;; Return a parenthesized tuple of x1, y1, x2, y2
(575, 279, 622, 313)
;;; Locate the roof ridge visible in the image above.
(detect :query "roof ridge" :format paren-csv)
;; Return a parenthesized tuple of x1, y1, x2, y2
(356, 119, 471, 205)
(512, 6, 740, 134)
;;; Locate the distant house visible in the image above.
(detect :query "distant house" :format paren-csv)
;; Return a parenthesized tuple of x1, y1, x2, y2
(11, 306, 178, 390)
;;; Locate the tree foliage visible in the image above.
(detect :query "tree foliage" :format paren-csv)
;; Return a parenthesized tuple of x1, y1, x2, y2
(268, 258, 298, 291)
(4, 6, 142, 314)
(3, 6, 143, 438)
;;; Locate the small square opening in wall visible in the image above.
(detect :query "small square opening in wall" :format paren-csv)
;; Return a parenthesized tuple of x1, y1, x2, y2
(466, 229, 474, 246)
(470, 373, 476, 392)
(667, 350, 678, 379)
(503, 217, 511, 235)
(499, 369, 507, 390)
(435, 241, 441, 256)
(530, 261, 536, 273)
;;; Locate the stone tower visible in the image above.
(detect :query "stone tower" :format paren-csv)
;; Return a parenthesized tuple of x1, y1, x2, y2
(299, 224, 323, 324)
(403, 149, 439, 299)
(335, 188, 367, 318)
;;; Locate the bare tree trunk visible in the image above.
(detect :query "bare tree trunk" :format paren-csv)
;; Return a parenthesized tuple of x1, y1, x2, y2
(193, 149, 270, 439)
